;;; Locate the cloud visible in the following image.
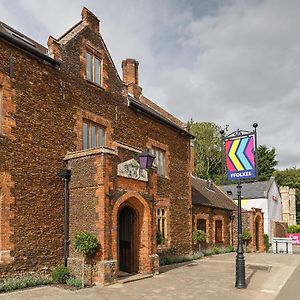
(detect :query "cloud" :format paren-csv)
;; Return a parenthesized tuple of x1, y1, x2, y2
(0, 0, 299, 169)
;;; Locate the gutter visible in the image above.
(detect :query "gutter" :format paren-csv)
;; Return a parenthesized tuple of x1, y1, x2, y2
(128, 96, 194, 139)
(0, 31, 60, 66)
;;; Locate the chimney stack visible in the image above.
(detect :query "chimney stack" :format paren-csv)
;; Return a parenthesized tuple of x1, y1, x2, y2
(122, 59, 142, 99)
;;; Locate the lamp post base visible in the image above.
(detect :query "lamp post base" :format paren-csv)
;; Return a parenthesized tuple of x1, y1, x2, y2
(235, 253, 246, 289)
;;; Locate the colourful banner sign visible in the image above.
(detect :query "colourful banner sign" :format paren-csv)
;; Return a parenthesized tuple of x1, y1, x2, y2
(286, 233, 300, 245)
(225, 136, 256, 181)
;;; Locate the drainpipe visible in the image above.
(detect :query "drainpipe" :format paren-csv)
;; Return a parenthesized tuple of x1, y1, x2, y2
(59, 169, 71, 267)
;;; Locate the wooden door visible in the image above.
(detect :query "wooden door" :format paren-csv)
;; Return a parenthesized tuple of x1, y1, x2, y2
(119, 206, 135, 273)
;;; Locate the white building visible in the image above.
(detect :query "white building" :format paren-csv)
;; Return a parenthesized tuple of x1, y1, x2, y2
(221, 177, 282, 243)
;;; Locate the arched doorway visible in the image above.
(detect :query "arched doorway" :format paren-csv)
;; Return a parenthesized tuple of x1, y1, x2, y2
(255, 220, 259, 251)
(254, 214, 263, 252)
(118, 205, 137, 274)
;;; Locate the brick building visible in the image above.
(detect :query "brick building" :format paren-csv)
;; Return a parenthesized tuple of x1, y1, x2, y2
(0, 8, 193, 284)
(192, 177, 237, 249)
(192, 177, 264, 252)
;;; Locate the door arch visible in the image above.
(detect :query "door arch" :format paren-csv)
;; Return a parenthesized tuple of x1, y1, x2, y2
(112, 192, 152, 275)
(118, 205, 137, 273)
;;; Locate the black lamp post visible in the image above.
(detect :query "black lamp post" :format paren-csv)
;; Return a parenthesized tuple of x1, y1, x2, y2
(235, 182, 246, 288)
(59, 169, 71, 267)
(229, 211, 235, 247)
(221, 123, 258, 289)
(138, 149, 155, 170)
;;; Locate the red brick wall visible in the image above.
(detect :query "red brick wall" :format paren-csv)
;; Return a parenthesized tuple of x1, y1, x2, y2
(192, 206, 232, 249)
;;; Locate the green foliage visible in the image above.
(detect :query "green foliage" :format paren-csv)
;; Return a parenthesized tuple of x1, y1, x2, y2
(159, 253, 203, 266)
(203, 249, 213, 256)
(51, 265, 70, 284)
(192, 229, 206, 243)
(73, 232, 98, 256)
(66, 277, 82, 288)
(0, 276, 52, 292)
(227, 245, 235, 252)
(274, 167, 300, 223)
(189, 121, 222, 181)
(242, 230, 252, 242)
(263, 234, 270, 252)
(212, 246, 220, 254)
(156, 230, 164, 245)
(288, 225, 300, 233)
(257, 145, 278, 181)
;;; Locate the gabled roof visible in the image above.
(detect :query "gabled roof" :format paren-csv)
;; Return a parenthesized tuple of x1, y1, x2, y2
(128, 95, 193, 138)
(139, 95, 186, 129)
(192, 176, 237, 211)
(220, 177, 276, 200)
(0, 21, 59, 65)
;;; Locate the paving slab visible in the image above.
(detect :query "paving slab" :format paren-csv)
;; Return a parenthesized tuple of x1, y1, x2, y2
(1, 253, 300, 300)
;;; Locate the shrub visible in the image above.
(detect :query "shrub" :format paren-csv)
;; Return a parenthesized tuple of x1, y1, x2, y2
(212, 246, 220, 254)
(73, 232, 98, 255)
(192, 229, 206, 252)
(66, 277, 82, 288)
(264, 234, 270, 252)
(227, 245, 235, 252)
(51, 265, 70, 284)
(288, 225, 300, 233)
(243, 230, 252, 250)
(0, 276, 52, 292)
(203, 249, 213, 256)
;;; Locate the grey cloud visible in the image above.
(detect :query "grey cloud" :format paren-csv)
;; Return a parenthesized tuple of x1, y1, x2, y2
(0, 0, 299, 169)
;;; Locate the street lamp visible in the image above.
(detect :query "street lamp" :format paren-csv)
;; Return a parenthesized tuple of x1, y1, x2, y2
(221, 123, 258, 289)
(59, 169, 71, 267)
(138, 149, 155, 169)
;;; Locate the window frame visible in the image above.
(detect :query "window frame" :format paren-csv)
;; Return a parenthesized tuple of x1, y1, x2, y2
(151, 147, 166, 177)
(215, 220, 223, 243)
(197, 219, 207, 233)
(82, 120, 105, 150)
(157, 207, 168, 245)
(85, 51, 102, 86)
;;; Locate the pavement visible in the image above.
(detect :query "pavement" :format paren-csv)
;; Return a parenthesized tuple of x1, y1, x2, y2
(1, 252, 300, 300)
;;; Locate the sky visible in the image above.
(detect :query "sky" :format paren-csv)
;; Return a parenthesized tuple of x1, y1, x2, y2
(0, 0, 299, 170)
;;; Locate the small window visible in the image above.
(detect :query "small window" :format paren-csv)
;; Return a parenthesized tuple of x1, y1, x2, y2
(157, 208, 167, 244)
(151, 147, 165, 176)
(215, 220, 223, 243)
(82, 120, 105, 150)
(85, 51, 102, 85)
(197, 219, 206, 233)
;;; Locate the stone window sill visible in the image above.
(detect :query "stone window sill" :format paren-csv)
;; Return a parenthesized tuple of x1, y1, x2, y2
(64, 146, 117, 161)
(85, 78, 104, 90)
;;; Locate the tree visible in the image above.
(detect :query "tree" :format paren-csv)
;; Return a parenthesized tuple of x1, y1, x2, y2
(189, 121, 222, 181)
(73, 232, 98, 287)
(257, 145, 278, 181)
(192, 229, 206, 252)
(274, 167, 300, 223)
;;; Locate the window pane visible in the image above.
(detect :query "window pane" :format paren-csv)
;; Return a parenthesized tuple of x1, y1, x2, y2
(86, 52, 93, 81)
(94, 57, 101, 85)
(98, 127, 104, 146)
(91, 125, 97, 148)
(83, 122, 89, 150)
(162, 218, 165, 238)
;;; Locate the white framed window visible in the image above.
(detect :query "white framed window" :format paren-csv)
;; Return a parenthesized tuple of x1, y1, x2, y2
(157, 208, 167, 244)
(151, 147, 165, 176)
(86, 52, 102, 85)
(83, 120, 105, 150)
